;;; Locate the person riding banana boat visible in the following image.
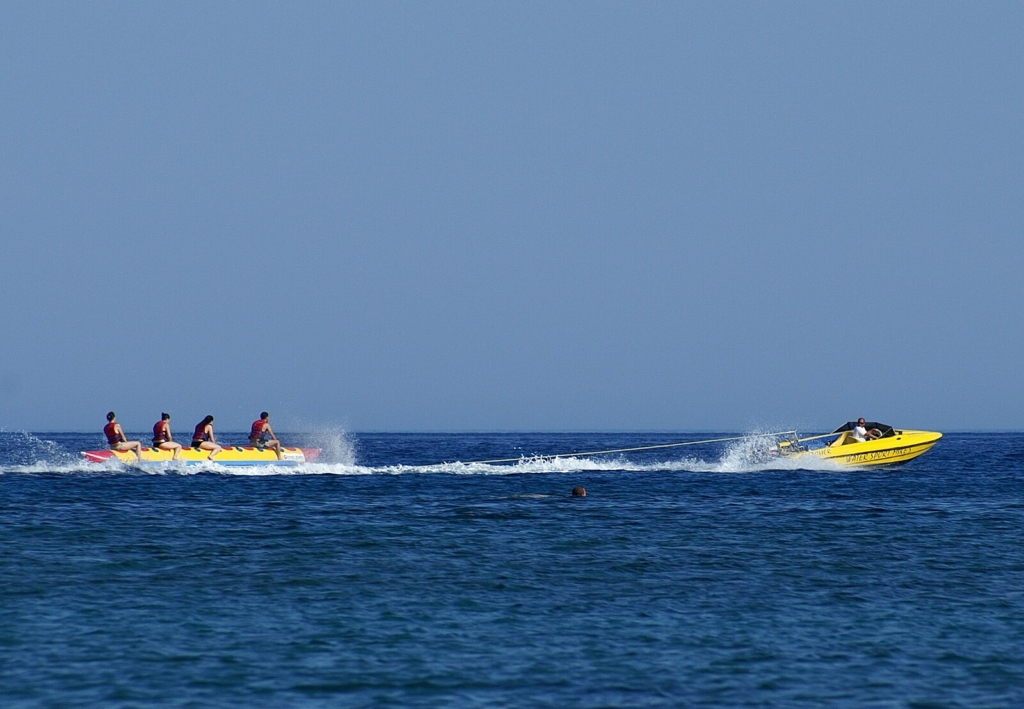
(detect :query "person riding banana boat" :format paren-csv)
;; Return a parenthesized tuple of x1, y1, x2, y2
(191, 415, 223, 461)
(249, 412, 282, 460)
(152, 412, 183, 460)
(103, 412, 144, 462)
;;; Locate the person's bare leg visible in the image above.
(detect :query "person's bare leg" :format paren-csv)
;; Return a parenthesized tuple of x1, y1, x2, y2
(158, 441, 182, 460)
(199, 441, 223, 460)
(115, 441, 144, 461)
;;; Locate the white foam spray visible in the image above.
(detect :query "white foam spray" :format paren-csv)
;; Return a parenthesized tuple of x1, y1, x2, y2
(301, 425, 357, 465)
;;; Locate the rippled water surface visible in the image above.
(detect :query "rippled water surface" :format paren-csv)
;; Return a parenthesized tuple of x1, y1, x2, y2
(2, 431, 1023, 707)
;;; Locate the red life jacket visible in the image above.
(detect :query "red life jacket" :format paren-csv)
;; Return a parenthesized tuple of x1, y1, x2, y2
(153, 420, 170, 444)
(193, 423, 210, 443)
(250, 419, 268, 442)
(104, 422, 121, 446)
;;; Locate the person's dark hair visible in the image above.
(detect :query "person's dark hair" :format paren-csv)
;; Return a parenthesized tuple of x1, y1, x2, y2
(161, 413, 170, 420)
(260, 412, 269, 420)
(106, 411, 116, 421)
(201, 415, 214, 425)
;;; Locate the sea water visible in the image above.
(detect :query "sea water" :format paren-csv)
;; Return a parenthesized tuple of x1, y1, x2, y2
(2, 431, 1023, 707)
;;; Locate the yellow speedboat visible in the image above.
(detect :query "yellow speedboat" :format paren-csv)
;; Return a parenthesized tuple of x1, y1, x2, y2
(82, 446, 320, 467)
(777, 422, 941, 467)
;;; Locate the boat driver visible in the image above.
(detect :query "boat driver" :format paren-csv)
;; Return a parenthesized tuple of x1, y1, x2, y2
(249, 411, 283, 460)
(852, 418, 882, 442)
(103, 411, 144, 461)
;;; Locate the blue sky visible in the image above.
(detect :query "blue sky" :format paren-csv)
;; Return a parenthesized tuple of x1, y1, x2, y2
(1, 2, 1021, 432)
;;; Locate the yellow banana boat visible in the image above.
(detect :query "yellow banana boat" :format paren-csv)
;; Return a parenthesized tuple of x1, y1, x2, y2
(82, 446, 320, 467)
(776, 422, 941, 467)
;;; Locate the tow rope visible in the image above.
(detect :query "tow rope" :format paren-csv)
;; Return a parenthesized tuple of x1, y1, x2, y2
(469, 431, 798, 465)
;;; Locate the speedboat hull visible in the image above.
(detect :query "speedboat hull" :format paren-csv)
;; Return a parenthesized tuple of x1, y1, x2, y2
(779, 428, 942, 467)
(82, 446, 321, 467)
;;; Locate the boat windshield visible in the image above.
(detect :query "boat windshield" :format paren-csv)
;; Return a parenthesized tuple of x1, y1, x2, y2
(831, 422, 896, 438)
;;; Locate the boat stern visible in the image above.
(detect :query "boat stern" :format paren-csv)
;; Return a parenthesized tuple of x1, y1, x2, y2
(81, 450, 116, 463)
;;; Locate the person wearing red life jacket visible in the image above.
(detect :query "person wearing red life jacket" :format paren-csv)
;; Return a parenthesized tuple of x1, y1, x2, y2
(152, 412, 182, 460)
(249, 411, 282, 460)
(191, 415, 223, 460)
(103, 411, 143, 461)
